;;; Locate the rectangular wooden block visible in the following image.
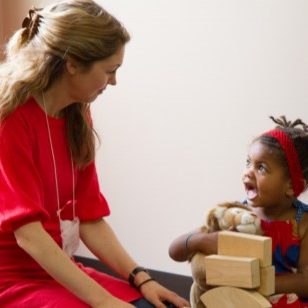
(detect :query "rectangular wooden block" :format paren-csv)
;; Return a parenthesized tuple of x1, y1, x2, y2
(257, 265, 275, 296)
(218, 231, 272, 267)
(204, 254, 260, 288)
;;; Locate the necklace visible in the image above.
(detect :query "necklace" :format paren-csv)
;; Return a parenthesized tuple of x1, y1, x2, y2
(42, 92, 76, 219)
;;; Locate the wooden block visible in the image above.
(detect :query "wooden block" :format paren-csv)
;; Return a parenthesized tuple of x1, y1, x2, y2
(218, 231, 272, 267)
(200, 286, 272, 308)
(257, 265, 275, 296)
(204, 255, 260, 288)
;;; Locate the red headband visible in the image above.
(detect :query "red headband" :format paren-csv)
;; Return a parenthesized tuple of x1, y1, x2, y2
(264, 129, 305, 197)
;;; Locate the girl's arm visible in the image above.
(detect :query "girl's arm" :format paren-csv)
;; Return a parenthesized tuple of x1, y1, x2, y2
(168, 228, 218, 262)
(80, 219, 190, 308)
(275, 272, 308, 298)
(14, 221, 133, 308)
(275, 215, 308, 298)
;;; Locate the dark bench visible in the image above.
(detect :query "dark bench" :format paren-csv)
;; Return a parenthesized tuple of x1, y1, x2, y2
(74, 255, 192, 301)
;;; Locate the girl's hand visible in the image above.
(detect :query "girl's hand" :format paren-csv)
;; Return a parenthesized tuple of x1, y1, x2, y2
(169, 228, 218, 262)
(139, 279, 190, 308)
(189, 231, 218, 256)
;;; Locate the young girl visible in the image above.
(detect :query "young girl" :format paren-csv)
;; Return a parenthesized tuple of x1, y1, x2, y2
(0, 1, 189, 307)
(169, 116, 308, 307)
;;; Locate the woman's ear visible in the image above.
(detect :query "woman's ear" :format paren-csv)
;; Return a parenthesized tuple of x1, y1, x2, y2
(65, 57, 79, 75)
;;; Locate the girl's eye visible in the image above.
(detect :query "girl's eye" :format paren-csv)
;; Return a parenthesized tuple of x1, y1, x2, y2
(258, 164, 267, 173)
(246, 159, 251, 167)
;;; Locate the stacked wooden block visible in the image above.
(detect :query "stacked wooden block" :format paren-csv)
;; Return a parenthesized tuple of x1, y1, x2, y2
(200, 231, 275, 308)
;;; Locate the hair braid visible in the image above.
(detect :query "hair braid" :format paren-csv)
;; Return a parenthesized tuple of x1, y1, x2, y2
(258, 116, 308, 190)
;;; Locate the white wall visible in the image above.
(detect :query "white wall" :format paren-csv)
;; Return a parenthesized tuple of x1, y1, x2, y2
(1, 0, 308, 277)
(77, 0, 308, 276)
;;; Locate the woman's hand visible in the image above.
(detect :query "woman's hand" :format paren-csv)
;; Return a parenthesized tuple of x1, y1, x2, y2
(139, 279, 190, 308)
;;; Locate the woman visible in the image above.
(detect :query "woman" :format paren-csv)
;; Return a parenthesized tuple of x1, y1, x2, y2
(0, 1, 189, 307)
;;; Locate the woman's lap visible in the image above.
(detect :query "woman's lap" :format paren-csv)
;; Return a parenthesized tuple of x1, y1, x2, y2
(1, 281, 176, 308)
(0, 266, 179, 307)
(0, 280, 88, 307)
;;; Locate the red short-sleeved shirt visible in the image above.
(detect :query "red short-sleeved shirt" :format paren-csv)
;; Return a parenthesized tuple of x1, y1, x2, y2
(0, 98, 141, 304)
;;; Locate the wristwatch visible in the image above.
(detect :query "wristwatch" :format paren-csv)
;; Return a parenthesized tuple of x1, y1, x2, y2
(128, 266, 149, 287)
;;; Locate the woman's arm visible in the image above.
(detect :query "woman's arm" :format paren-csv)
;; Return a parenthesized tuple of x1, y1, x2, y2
(80, 219, 139, 280)
(80, 219, 190, 308)
(14, 221, 133, 308)
(168, 228, 218, 262)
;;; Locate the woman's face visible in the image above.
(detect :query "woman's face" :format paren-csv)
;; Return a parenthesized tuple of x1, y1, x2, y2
(242, 140, 293, 208)
(66, 46, 125, 103)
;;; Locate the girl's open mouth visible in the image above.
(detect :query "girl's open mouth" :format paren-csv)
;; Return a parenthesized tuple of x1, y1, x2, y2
(244, 182, 258, 200)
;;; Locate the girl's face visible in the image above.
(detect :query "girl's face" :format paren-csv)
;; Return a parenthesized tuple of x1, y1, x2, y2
(242, 140, 293, 209)
(66, 46, 125, 103)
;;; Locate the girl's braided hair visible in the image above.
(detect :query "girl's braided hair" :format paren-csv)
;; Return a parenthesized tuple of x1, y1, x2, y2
(256, 116, 308, 184)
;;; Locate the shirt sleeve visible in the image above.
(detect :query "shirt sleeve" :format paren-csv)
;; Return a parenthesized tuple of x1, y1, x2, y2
(0, 114, 49, 233)
(75, 161, 110, 221)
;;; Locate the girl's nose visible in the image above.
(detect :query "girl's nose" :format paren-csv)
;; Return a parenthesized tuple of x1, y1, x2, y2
(242, 166, 254, 180)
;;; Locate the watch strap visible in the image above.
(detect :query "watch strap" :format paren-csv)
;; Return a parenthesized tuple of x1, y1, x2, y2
(128, 266, 149, 287)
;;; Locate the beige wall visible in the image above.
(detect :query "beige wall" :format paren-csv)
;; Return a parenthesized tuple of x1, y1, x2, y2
(0, 1, 4, 60)
(2, 0, 45, 40)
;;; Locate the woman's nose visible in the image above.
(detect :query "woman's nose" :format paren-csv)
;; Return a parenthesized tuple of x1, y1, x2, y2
(108, 75, 117, 86)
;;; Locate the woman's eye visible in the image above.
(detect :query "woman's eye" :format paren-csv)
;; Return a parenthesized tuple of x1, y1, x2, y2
(246, 159, 251, 167)
(107, 68, 118, 75)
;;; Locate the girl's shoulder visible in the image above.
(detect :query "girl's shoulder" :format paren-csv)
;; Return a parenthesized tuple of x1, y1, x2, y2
(293, 199, 308, 239)
(294, 199, 308, 222)
(298, 213, 308, 240)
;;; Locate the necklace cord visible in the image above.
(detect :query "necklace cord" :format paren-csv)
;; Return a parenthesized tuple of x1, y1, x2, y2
(42, 92, 76, 219)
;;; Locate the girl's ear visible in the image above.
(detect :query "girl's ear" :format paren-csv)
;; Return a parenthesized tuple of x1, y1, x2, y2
(285, 179, 307, 197)
(285, 179, 294, 198)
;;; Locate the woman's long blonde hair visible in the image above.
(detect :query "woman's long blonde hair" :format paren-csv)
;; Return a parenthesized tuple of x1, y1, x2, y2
(0, 0, 130, 167)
